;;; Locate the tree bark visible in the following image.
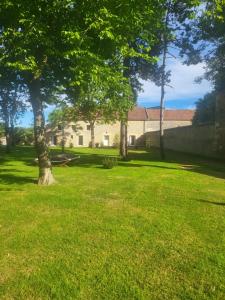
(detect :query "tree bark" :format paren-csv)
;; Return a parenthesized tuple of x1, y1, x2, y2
(120, 121, 128, 159)
(159, 86, 165, 160)
(28, 77, 55, 185)
(4, 123, 11, 153)
(2, 94, 11, 153)
(90, 121, 95, 148)
(159, 6, 170, 161)
(10, 119, 15, 147)
(61, 125, 65, 153)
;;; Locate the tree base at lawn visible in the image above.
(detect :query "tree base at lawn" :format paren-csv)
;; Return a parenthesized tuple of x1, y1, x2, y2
(38, 167, 56, 185)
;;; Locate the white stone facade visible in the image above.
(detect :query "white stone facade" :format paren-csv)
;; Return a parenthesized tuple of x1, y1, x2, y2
(46, 107, 195, 148)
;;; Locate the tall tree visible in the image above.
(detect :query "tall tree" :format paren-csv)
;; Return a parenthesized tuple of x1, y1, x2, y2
(179, 0, 225, 155)
(0, 0, 169, 183)
(65, 64, 134, 150)
(149, 0, 200, 159)
(193, 91, 216, 125)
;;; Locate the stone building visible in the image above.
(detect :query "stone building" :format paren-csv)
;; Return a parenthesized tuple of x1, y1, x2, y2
(46, 107, 195, 148)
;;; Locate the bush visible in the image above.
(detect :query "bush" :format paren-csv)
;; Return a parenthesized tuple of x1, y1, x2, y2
(102, 156, 118, 169)
(113, 134, 120, 148)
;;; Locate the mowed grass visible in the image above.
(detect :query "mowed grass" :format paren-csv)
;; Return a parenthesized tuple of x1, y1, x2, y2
(0, 146, 225, 300)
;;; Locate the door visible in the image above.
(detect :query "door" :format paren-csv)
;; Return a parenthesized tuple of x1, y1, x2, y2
(103, 135, 109, 146)
(78, 135, 83, 146)
(129, 135, 136, 146)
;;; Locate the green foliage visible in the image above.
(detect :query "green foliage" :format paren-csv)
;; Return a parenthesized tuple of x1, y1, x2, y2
(0, 122, 4, 137)
(48, 108, 66, 127)
(113, 134, 120, 148)
(102, 156, 118, 169)
(0, 67, 27, 127)
(193, 91, 216, 125)
(149, 0, 201, 88)
(13, 127, 34, 145)
(180, 1, 225, 92)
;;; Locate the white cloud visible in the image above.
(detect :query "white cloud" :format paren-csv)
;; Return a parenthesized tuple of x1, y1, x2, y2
(138, 60, 212, 104)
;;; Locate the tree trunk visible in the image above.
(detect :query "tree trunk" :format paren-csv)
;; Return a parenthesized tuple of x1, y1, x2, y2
(61, 125, 65, 153)
(2, 95, 11, 153)
(10, 119, 15, 147)
(28, 78, 55, 185)
(90, 122, 95, 148)
(120, 121, 128, 159)
(159, 7, 170, 161)
(4, 123, 11, 153)
(159, 88, 165, 160)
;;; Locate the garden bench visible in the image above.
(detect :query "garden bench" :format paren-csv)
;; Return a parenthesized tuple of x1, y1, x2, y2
(34, 155, 80, 167)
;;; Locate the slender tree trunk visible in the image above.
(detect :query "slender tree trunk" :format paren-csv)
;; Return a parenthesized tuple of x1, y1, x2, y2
(120, 120, 128, 159)
(10, 119, 15, 147)
(2, 95, 11, 153)
(159, 7, 170, 161)
(62, 125, 65, 153)
(159, 83, 165, 160)
(4, 123, 11, 153)
(28, 78, 55, 185)
(90, 121, 95, 148)
(120, 57, 129, 160)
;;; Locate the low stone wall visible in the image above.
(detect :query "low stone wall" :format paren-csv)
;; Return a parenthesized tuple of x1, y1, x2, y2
(145, 125, 225, 159)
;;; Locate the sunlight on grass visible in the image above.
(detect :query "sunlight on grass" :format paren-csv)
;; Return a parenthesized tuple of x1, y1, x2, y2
(0, 146, 225, 299)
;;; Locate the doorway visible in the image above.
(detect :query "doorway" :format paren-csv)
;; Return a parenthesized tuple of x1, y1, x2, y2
(103, 135, 110, 146)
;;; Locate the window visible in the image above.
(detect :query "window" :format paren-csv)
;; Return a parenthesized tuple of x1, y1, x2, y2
(129, 135, 136, 146)
(87, 125, 91, 130)
(78, 135, 83, 146)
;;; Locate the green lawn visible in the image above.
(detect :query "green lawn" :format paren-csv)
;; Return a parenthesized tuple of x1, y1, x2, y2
(0, 146, 225, 300)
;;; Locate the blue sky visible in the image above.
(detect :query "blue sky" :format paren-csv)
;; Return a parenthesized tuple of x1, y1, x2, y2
(18, 59, 212, 127)
(138, 60, 212, 109)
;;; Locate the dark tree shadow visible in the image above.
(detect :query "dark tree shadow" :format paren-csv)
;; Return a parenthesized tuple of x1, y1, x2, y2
(49, 148, 225, 180)
(68, 149, 225, 179)
(1, 146, 224, 183)
(0, 173, 36, 185)
(197, 199, 225, 206)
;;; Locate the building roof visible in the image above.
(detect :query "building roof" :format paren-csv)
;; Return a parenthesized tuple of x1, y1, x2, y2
(128, 107, 148, 121)
(128, 107, 195, 121)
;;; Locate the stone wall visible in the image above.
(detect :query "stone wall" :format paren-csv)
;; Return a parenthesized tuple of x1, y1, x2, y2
(145, 120, 192, 132)
(215, 93, 225, 155)
(146, 125, 225, 159)
(46, 119, 197, 149)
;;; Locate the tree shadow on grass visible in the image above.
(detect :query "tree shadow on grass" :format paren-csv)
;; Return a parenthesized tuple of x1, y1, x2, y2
(0, 146, 36, 165)
(128, 149, 225, 180)
(117, 162, 179, 170)
(0, 173, 36, 185)
(0, 168, 24, 173)
(1, 146, 224, 182)
(66, 149, 225, 180)
(197, 199, 225, 206)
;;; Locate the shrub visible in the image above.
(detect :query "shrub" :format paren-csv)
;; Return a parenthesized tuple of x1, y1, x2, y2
(102, 156, 118, 169)
(113, 134, 120, 148)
